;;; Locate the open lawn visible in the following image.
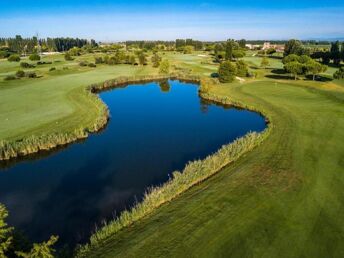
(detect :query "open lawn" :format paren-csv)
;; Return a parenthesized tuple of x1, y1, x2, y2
(1, 52, 344, 257)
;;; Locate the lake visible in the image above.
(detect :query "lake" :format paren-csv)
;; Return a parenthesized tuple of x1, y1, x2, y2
(0, 80, 266, 249)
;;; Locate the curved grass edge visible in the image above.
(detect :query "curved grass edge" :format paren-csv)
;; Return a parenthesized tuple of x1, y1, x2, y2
(0, 73, 199, 161)
(75, 83, 273, 257)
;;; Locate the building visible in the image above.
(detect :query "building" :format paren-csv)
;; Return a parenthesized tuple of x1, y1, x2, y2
(245, 44, 261, 50)
(262, 42, 285, 52)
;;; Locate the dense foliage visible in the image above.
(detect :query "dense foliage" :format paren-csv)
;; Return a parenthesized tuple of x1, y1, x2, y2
(218, 61, 237, 82)
(0, 204, 58, 258)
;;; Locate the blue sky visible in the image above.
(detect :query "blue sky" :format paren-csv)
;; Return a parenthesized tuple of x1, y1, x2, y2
(1, 0, 344, 41)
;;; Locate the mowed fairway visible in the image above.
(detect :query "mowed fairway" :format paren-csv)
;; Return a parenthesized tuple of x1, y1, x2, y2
(0, 64, 156, 141)
(86, 80, 344, 258)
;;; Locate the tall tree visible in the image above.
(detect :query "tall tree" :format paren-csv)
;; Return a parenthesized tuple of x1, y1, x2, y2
(330, 41, 341, 66)
(305, 60, 327, 80)
(218, 61, 237, 82)
(151, 53, 162, 67)
(159, 59, 170, 74)
(238, 39, 247, 48)
(284, 61, 303, 80)
(225, 39, 237, 61)
(284, 39, 304, 56)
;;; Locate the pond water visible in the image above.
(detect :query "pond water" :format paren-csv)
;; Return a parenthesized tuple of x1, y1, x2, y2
(0, 80, 266, 249)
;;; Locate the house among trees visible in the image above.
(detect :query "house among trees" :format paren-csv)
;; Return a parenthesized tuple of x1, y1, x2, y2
(262, 42, 285, 52)
(245, 44, 260, 50)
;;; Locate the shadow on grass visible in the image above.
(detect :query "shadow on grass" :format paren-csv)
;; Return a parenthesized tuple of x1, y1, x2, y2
(305, 75, 333, 82)
(271, 69, 286, 75)
(265, 74, 294, 80)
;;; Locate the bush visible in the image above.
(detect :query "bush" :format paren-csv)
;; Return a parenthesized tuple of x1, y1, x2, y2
(49, 67, 56, 72)
(26, 72, 37, 78)
(88, 63, 96, 68)
(236, 60, 249, 77)
(20, 62, 35, 68)
(159, 60, 170, 74)
(29, 53, 40, 61)
(37, 61, 52, 65)
(7, 54, 20, 62)
(94, 57, 103, 64)
(15, 70, 25, 78)
(79, 61, 88, 67)
(4, 75, 17, 81)
(0, 50, 11, 58)
(333, 67, 344, 80)
(218, 61, 237, 83)
(64, 52, 73, 61)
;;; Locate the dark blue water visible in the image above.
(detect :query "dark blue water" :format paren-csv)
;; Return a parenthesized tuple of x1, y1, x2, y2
(0, 80, 266, 248)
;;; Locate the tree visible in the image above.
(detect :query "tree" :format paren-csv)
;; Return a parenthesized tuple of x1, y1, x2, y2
(266, 48, 276, 56)
(298, 55, 312, 64)
(129, 55, 136, 65)
(151, 53, 161, 67)
(225, 40, 236, 61)
(330, 41, 341, 66)
(284, 39, 304, 56)
(333, 67, 344, 80)
(29, 53, 40, 61)
(284, 61, 303, 80)
(0, 204, 13, 256)
(238, 39, 246, 49)
(214, 43, 224, 56)
(341, 42, 344, 62)
(183, 46, 194, 54)
(236, 60, 249, 77)
(232, 50, 245, 59)
(64, 52, 73, 61)
(305, 60, 327, 80)
(218, 61, 237, 83)
(261, 57, 270, 69)
(138, 52, 147, 65)
(16, 236, 58, 258)
(159, 59, 170, 74)
(282, 54, 300, 64)
(7, 54, 20, 62)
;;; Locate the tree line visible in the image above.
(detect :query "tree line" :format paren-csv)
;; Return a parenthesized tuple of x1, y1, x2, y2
(0, 35, 96, 57)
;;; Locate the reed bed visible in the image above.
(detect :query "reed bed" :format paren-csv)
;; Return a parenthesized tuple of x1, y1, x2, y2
(76, 81, 272, 257)
(0, 73, 200, 161)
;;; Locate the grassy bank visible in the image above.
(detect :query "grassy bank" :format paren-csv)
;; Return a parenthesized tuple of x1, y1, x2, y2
(84, 79, 344, 258)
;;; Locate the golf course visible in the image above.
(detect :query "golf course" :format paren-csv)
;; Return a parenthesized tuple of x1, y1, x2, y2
(0, 42, 344, 257)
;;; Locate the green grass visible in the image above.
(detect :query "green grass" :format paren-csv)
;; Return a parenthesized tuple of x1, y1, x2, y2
(0, 64, 157, 141)
(1, 52, 344, 257)
(84, 79, 344, 258)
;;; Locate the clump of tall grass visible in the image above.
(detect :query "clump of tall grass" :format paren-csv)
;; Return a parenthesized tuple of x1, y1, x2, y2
(76, 128, 270, 257)
(0, 129, 87, 160)
(88, 73, 200, 93)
